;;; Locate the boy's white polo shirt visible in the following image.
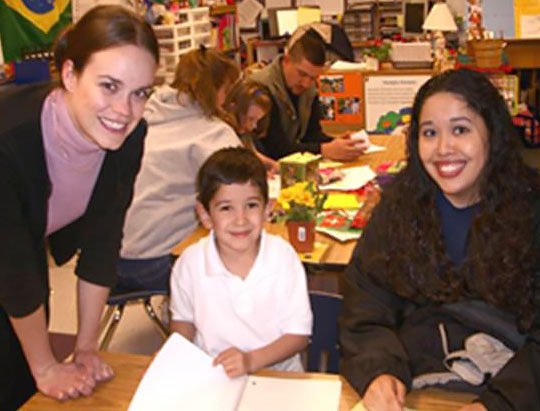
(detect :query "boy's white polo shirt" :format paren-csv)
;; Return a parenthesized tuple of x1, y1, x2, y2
(170, 230, 312, 371)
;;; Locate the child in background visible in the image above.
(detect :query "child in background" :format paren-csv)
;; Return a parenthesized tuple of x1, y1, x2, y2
(169, 147, 312, 377)
(118, 46, 241, 292)
(223, 79, 279, 174)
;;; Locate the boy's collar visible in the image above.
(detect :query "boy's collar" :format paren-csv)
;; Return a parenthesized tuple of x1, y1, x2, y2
(204, 230, 266, 279)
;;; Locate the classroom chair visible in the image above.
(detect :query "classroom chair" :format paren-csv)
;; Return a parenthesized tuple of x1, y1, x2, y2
(307, 291, 343, 374)
(98, 286, 169, 350)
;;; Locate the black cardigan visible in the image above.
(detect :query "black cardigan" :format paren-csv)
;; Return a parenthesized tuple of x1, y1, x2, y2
(340, 191, 540, 410)
(0, 83, 147, 318)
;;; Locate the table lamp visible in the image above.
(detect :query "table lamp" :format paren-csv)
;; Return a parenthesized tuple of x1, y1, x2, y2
(422, 1, 458, 71)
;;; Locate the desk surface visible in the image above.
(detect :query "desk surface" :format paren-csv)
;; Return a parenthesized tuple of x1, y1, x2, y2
(171, 134, 406, 267)
(505, 38, 540, 69)
(22, 350, 475, 411)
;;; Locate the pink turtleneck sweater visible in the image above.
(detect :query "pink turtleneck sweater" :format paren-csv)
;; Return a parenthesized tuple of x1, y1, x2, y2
(41, 88, 106, 236)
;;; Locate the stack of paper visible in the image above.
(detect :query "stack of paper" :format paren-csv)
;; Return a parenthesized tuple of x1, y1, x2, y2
(129, 334, 342, 411)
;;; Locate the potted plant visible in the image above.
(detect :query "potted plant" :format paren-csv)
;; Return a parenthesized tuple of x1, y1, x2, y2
(362, 39, 392, 69)
(276, 181, 327, 253)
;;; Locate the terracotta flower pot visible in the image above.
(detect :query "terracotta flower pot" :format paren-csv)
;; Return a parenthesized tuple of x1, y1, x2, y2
(286, 220, 316, 253)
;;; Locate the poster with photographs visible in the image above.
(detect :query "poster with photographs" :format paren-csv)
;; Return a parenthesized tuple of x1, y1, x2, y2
(320, 97, 336, 120)
(318, 71, 363, 125)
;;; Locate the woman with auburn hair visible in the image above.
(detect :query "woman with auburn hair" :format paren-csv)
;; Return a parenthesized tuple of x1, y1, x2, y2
(340, 69, 540, 411)
(222, 79, 279, 174)
(118, 46, 241, 292)
(0, 5, 158, 408)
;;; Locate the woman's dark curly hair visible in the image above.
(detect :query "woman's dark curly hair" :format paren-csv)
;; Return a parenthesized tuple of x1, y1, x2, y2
(373, 68, 540, 330)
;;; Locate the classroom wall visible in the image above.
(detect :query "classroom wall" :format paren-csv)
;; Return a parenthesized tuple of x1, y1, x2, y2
(447, 0, 466, 18)
(483, 0, 515, 38)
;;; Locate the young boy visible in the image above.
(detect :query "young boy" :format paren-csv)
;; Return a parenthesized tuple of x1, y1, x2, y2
(169, 147, 312, 378)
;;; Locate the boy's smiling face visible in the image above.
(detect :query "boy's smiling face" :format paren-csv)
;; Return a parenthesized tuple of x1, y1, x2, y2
(196, 181, 269, 266)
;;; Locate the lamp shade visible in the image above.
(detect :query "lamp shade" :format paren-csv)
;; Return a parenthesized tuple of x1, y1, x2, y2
(422, 2, 458, 32)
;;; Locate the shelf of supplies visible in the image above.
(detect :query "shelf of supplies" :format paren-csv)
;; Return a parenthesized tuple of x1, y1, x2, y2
(209, 4, 236, 16)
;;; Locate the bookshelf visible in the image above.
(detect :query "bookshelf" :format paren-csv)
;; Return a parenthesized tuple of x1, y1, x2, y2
(342, 0, 409, 39)
(209, 4, 240, 58)
(376, 0, 402, 38)
(342, 4, 376, 42)
(153, 7, 212, 83)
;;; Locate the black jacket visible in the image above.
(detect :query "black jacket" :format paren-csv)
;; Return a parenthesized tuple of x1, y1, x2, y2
(340, 192, 540, 411)
(0, 83, 146, 410)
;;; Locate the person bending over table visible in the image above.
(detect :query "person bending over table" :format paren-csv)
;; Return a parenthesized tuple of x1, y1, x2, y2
(0, 6, 158, 409)
(249, 27, 368, 162)
(340, 69, 540, 411)
(222, 79, 279, 174)
(118, 47, 241, 292)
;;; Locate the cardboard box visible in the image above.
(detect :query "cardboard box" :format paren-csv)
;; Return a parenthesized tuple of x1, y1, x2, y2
(279, 152, 321, 188)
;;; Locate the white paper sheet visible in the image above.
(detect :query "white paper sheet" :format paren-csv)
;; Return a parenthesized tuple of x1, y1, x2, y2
(319, 166, 377, 191)
(128, 334, 246, 411)
(520, 14, 540, 39)
(364, 144, 386, 154)
(129, 334, 343, 411)
(330, 60, 368, 71)
(238, 375, 342, 411)
(316, 226, 362, 242)
(268, 174, 281, 199)
(238, 0, 264, 29)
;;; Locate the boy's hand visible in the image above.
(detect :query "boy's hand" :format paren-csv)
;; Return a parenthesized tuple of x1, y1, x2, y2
(213, 347, 251, 378)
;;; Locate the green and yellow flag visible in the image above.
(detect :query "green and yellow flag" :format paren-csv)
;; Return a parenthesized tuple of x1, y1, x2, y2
(0, 0, 72, 63)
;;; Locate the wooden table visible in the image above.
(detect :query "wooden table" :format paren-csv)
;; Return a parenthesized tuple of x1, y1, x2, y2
(171, 134, 407, 268)
(22, 350, 475, 411)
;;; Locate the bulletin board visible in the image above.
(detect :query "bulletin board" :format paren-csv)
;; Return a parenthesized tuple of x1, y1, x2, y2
(363, 73, 431, 133)
(318, 71, 364, 126)
(514, 0, 540, 39)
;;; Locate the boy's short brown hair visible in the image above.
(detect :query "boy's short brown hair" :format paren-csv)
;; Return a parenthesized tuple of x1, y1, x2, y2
(196, 147, 268, 210)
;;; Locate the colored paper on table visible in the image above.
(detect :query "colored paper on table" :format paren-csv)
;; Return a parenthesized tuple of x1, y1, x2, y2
(323, 193, 361, 210)
(316, 226, 362, 242)
(316, 210, 363, 242)
(319, 160, 344, 168)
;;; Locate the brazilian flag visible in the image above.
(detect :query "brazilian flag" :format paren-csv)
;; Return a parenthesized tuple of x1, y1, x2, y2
(0, 0, 72, 63)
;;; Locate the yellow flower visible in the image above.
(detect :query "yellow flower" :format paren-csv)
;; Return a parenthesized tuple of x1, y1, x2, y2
(277, 181, 326, 222)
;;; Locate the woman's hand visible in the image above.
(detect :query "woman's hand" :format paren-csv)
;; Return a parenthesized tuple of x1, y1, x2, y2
(459, 403, 488, 411)
(362, 374, 406, 411)
(213, 347, 250, 378)
(34, 361, 95, 401)
(73, 349, 114, 383)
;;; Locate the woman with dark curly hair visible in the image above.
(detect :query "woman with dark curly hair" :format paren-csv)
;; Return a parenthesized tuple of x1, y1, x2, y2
(340, 69, 540, 411)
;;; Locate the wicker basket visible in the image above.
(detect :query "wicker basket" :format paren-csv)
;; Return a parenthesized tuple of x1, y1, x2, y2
(468, 39, 505, 68)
